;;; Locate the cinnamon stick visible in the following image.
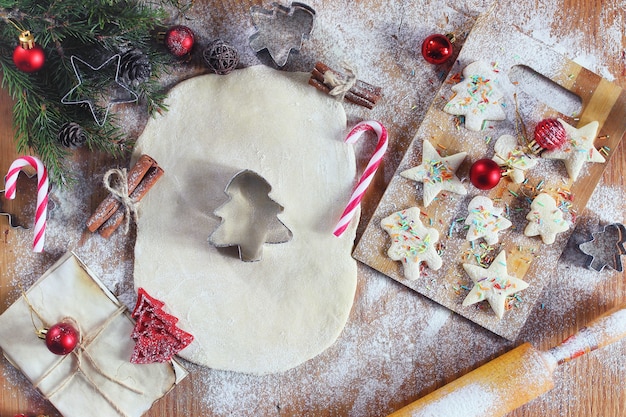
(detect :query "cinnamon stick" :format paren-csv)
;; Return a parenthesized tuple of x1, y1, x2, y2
(86, 155, 157, 233)
(98, 164, 164, 238)
(309, 62, 382, 109)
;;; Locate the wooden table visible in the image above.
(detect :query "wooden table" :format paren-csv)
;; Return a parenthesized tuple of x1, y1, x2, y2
(1, 1, 624, 416)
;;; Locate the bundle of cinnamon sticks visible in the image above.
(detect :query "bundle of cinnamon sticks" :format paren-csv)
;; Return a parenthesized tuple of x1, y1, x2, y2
(309, 61, 382, 109)
(86, 154, 164, 238)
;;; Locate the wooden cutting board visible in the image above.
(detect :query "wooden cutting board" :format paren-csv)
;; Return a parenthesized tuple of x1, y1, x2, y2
(353, 12, 626, 341)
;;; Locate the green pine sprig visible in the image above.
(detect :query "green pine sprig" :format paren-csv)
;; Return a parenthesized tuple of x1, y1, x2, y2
(0, 0, 179, 186)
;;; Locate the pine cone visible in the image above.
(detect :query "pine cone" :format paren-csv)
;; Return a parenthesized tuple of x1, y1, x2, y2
(58, 122, 87, 148)
(119, 49, 152, 87)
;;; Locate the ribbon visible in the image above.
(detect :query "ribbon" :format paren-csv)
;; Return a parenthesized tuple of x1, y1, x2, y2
(103, 168, 138, 235)
(323, 62, 357, 101)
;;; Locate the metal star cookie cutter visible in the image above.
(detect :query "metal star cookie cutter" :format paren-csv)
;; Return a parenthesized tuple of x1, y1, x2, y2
(0, 171, 56, 229)
(249, 2, 315, 67)
(578, 223, 626, 272)
(209, 170, 293, 262)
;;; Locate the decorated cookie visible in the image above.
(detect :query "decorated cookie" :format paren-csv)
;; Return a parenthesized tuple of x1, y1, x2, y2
(464, 196, 512, 245)
(492, 134, 537, 184)
(541, 119, 605, 181)
(462, 250, 529, 319)
(401, 140, 467, 207)
(444, 60, 506, 131)
(524, 193, 570, 244)
(381, 207, 442, 281)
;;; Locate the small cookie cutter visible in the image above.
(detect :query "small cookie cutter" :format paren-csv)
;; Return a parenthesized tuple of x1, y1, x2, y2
(578, 223, 626, 272)
(249, 2, 315, 67)
(209, 170, 292, 262)
(0, 172, 56, 229)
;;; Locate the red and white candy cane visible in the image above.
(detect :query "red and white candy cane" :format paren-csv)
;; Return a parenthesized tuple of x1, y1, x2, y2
(334, 121, 388, 237)
(5, 156, 49, 252)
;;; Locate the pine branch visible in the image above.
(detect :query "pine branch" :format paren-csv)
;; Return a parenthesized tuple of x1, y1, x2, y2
(0, 0, 177, 186)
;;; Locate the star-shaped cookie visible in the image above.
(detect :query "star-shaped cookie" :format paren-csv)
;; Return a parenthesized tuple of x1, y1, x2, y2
(401, 140, 467, 207)
(541, 119, 605, 181)
(381, 207, 442, 281)
(524, 193, 570, 244)
(444, 60, 506, 131)
(465, 196, 512, 245)
(462, 250, 529, 319)
(492, 134, 538, 184)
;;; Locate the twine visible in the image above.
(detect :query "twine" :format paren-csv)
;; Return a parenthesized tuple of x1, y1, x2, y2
(20, 287, 144, 417)
(103, 168, 138, 234)
(323, 62, 357, 101)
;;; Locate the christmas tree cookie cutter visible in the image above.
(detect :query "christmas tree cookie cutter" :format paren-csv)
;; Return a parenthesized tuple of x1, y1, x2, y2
(209, 170, 292, 262)
(249, 2, 315, 67)
(579, 223, 626, 272)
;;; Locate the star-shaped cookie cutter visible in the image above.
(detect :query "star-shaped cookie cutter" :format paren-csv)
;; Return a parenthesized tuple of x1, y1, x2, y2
(249, 2, 315, 67)
(61, 54, 138, 126)
(0, 171, 56, 229)
(578, 223, 626, 272)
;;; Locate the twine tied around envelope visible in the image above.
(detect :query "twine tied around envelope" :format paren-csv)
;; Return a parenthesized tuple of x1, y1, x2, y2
(323, 62, 357, 101)
(20, 286, 144, 417)
(103, 168, 139, 235)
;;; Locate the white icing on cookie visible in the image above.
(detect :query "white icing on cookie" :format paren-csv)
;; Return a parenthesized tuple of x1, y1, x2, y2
(541, 119, 605, 181)
(462, 250, 529, 319)
(444, 61, 506, 131)
(492, 134, 538, 184)
(524, 192, 570, 244)
(464, 195, 512, 245)
(400, 140, 467, 207)
(381, 207, 442, 281)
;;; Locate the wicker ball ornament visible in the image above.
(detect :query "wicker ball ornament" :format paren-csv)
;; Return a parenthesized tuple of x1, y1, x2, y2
(58, 122, 87, 148)
(533, 118, 567, 151)
(203, 39, 239, 75)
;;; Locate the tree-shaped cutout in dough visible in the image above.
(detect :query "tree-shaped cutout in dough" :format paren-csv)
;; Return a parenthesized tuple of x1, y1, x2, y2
(209, 170, 292, 262)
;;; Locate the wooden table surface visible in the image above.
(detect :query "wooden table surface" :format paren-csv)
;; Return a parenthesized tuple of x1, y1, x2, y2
(1, 1, 624, 416)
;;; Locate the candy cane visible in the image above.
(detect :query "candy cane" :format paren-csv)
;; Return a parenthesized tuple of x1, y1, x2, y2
(5, 156, 49, 252)
(334, 121, 388, 237)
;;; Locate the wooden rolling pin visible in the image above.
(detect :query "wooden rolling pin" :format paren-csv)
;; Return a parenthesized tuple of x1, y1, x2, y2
(388, 305, 626, 417)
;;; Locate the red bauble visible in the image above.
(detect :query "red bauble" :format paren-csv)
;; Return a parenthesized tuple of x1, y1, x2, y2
(534, 118, 567, 150)
(421, 33, 453, 65)
(470, 159, 503, 190)
(164, 25, 195, 57)
(45, 321, 79, 355)
(12, 31, 45, 72)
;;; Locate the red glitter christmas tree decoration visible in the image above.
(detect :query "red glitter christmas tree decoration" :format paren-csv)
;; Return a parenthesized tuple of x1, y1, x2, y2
(130, 287, 194, 364)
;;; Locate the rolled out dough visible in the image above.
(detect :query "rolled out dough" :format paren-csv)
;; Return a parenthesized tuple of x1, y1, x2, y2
(133, 65, 358, 374)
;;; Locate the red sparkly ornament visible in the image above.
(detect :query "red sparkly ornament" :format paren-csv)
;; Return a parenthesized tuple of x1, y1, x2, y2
(44, 321, 80, 355)
(12, 31, 45, 73)
(469, 158, 503, 190)
(164, 25, 195, 57)
(532, 118, 567, 152)
(421, 33, 454, 65)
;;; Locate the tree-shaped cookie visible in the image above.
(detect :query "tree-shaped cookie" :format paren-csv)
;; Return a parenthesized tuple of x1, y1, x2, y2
(465, 196, 512, 245)
(541, 119, 605, 181)
(209, 170, 292, 262)
(401, 140, 467, 207)
(462, 250, 529, 319)
(492, 134, 537, 184)
(381, 207, 442, 281)
(130, 288, 194, 364)
(444, 60, 507, 131)
(524, 193, 570, 244)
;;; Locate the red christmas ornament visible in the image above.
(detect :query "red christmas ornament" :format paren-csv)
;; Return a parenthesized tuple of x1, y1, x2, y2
(532, 118, 567, 152)
(45, 321, 80, 355)
(421, 33, 454, 65)
(470, 158, 503, 190)
(164, 25, 195, 57)
(12, 31, 45, 73)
